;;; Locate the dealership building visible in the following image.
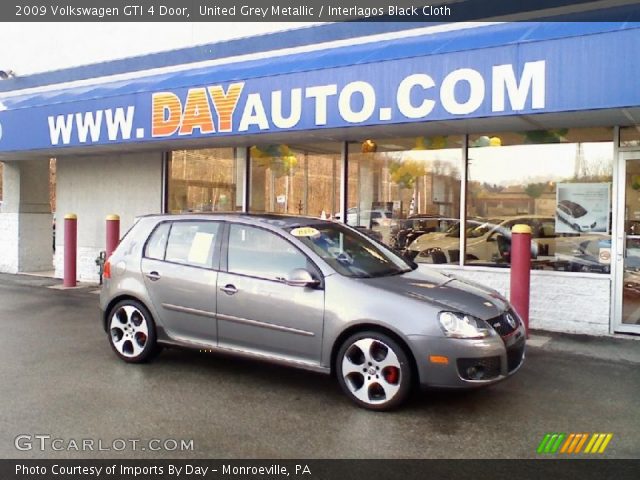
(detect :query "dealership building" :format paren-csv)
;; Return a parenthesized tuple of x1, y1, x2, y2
(1, 17, 640, 336)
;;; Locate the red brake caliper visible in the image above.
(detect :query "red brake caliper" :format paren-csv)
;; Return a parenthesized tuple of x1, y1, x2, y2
(385, 367, 399, 384)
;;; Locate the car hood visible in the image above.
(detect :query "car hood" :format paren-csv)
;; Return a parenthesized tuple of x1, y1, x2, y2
(409, 235, 460, 252)
(410, 231, 449, 245)
(359, 267, 509, 321)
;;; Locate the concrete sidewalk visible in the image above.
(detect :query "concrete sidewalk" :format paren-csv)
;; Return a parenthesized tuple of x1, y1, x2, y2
(528, 330, 640, 365)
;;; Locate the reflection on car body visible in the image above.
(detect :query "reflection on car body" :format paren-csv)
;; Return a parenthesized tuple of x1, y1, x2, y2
(100, 213, 525, 411)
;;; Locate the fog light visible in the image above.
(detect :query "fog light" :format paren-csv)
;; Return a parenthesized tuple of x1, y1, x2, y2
(429, 355, 449, 365)
(467, 365, 485, 380)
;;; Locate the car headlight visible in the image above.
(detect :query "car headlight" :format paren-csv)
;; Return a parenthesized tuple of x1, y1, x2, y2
(438, 311, 494, 339)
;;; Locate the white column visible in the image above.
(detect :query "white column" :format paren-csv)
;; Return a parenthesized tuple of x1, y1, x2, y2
(0, 159, 52, 273)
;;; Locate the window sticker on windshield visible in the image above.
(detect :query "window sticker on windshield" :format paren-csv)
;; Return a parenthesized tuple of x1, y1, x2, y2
(291, 227, 320, 237)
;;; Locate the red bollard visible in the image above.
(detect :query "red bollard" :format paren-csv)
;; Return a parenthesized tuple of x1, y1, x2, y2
(510, 224, 531, 337)
(106, 214, 120, 259)
(63, 213, 77, 288)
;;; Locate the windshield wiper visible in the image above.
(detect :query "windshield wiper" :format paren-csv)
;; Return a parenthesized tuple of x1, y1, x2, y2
(368, 268, 407, 278)
(349, 272, 373, 278)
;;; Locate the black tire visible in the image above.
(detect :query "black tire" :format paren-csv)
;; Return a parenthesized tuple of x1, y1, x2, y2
(335, 331, 412, 411)
(107, 299, 161, 363)
(428, 249, 447, 264)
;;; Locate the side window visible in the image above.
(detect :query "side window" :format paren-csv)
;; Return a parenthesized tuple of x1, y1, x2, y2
(145, 222, 171, 260)
(228, 224, 308, 281)
(165, 221, 220, 268)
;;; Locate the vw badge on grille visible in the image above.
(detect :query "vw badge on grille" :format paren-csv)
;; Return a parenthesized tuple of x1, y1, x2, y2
(505, 312, 517, 329)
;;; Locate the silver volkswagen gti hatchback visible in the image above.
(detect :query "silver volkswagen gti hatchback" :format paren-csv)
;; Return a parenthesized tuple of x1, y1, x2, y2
(100, 214, 526, 410)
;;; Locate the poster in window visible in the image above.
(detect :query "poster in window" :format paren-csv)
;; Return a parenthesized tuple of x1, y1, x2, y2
(555, 183, 610, 234)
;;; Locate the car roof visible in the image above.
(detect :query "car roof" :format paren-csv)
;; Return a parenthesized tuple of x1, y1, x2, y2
(136, 212, 334, 229)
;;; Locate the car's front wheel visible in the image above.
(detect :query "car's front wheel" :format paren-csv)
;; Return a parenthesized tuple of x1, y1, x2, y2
(336, 332, 412, 411)
(107, 300, 159, 363)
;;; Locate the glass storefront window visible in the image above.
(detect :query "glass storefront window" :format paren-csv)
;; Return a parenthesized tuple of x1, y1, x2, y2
(620, 126, 640, 148)
(249, 142, 341, 218)
(347, 136, 462, 263)
(168, 148, 241, 213)
(465, 128, 613, 272)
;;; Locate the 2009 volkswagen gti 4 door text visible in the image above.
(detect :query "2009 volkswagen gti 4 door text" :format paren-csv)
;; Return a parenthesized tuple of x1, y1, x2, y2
(100, 213, 526, 411)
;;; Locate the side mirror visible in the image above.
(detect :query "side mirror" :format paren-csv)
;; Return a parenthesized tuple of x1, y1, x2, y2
(285, 268, 321, 288)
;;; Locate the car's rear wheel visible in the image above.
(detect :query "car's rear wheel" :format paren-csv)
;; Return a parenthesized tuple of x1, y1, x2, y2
(107, 300, 160, 363)
(336, 332, 412, 411)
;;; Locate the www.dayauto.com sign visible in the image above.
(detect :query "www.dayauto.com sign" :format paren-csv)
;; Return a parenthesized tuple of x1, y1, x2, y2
(0, 28, 638, 153)
(42, 60, 545, 147)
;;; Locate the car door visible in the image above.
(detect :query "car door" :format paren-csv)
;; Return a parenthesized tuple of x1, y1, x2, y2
(216, 223, 325, 364)
(141, 220, 222, 344)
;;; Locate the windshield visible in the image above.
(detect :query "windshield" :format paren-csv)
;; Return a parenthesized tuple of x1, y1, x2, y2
(444, 222, 462, 237)
(465, 218, 503, 238)
(289, 223, 414, 278)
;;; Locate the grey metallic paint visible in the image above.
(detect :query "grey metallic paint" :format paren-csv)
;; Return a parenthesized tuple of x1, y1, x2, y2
(100, 214, 525, 388)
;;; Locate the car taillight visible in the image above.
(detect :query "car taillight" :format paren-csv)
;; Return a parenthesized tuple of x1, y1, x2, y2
(103, 260, 111, 279)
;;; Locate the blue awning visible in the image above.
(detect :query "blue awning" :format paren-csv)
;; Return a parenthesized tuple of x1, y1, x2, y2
(0, 22, 639, 153)
(2, 22, 634, 110)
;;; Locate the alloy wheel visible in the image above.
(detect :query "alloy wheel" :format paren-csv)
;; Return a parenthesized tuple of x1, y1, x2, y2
(109, 305, 149, 359)
(341, 337, 404, 406)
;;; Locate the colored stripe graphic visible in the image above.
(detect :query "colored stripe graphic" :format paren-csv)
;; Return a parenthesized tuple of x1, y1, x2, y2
(537, 434, 552, 454)
(584, 433, 614, 453)
(537, 433, 566, 454)
(538, 433, 613, 454)
(559, 434, 575, 453)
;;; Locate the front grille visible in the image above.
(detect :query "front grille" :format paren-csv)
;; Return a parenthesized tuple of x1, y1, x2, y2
(507, 339, 526, 372)
(457, 356, 501, 381)
(489, 309, 519, 337)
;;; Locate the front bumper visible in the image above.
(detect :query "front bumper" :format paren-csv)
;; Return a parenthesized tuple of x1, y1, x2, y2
(407, 322, 526, 388)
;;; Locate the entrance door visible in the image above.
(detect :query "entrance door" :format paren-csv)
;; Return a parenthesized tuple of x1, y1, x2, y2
(614, 152, 640, 333)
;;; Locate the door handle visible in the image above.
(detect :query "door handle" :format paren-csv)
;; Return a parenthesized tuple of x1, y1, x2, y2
(220, 284, 238, 295)
(145, 271, 161, 281)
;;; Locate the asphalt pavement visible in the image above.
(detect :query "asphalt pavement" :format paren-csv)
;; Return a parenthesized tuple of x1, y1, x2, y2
(0, 273, 638, 459)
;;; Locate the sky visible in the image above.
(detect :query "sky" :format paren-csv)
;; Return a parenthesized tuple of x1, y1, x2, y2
(0, 22, 319, 75)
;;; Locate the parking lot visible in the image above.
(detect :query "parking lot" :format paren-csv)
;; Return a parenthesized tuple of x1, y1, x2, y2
(0, 273, 638, 459)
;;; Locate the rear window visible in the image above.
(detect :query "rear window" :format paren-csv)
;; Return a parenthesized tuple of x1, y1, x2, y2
(144, 220, 220, 268)
(145, 222, 170, 260)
